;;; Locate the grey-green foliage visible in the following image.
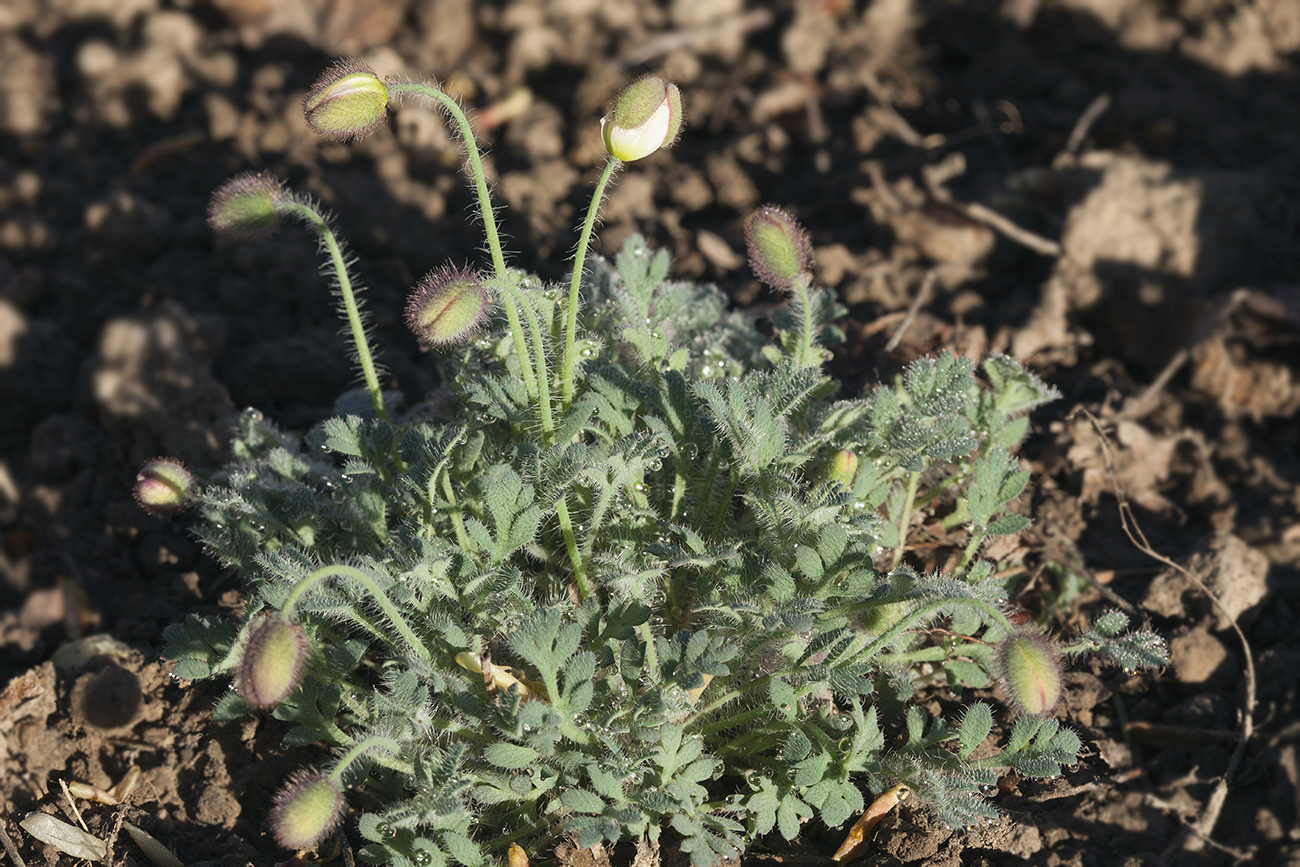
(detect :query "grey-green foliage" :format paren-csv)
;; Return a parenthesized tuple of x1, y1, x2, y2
(166, 235, 1163, 866)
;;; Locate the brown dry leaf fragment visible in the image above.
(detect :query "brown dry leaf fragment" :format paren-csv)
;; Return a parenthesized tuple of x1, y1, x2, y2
(832, 784, 910, 862)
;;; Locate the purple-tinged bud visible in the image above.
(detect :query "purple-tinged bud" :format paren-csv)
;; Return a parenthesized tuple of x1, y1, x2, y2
(601, 77, 683, 162)
(133, 458, 196, 516)
(303, 59, 390, 141)
(270, 770, 344, 851)
(208, 173, 287, 241)
(405, 266, 492, 349)
(237, 615, 309, 710)
(997, 632, 1063, 716)
(745, 206, 813, 291)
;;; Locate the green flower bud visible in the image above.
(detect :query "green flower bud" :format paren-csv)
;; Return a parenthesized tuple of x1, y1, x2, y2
(133, 458, 196, 516)
(745, 205, 813, 290)
(405, 266, 492, 348)
(237, 615, 309, 710)
(601, 76, 683, 162)
(208, 173, 287, 241)
(303, 59, 390, 141)
(997, 632, 1064, 716)
(827, 449, 858, 490)
(270, 770, 344, 851)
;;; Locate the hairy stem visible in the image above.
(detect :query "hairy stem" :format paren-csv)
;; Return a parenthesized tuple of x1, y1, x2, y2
(561, 157, 621, 410)
(282, 564, 430, 662)
(281, 202, 386, 422)
(387, 82, 507, 278)
(891, 469, 921, 569)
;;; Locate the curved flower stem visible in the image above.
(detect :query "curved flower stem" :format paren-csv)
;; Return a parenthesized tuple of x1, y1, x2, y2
(387, 82, 507, 278)
(282, 564, 431, 663)
(281, 201, 387, 422)
(326, 734, 412, 782)
(388, 82, 539, 405)
(560, 157, 621, 411)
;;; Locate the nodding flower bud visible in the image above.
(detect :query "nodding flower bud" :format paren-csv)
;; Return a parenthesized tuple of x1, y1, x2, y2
(303, 59, 390, 141)
(997, 632, 1064, 716)
(133, 458, 197, 516)
(405, 266, 492, 349)
(208, 173, 287, 241)
(270, 770, 344, 851)
(745, 205, 813, 291)
(237, 615, 309, 710)
(601, 76, 683, 162)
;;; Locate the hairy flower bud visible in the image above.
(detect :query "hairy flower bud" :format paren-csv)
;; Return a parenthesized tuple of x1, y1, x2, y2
(997, 632, 1063, 716)
(133, 458, 196, 516)
(304, 59, 390, 141)
(745, 206, 812, 290)
(601, 77, 683, 162)
(827, 449, 859, 490)
(270, 770, 344, 850)
(238, 615, 309, 710)
(405, 266, 492, 348)
(208, 173, 287, 241)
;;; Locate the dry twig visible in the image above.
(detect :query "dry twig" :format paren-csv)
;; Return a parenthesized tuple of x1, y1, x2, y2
(884, 270, 937, 353)
(1083, 410, 1257, 863)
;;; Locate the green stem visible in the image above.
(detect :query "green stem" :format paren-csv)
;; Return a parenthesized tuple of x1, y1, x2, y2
(282, 202, 387, 421)
(561, 157, 621, 410)
(791, 275, 819, 369)
(326, 734, 412, 782)
(555, 497, 589, 600)
(708, 467, 739, 540)
(439, 470, 473, 552)
(282, 564, 431, 662)
(835, 597, 1013, 671)
(890, 470, 921, 569)
(955, 529, 986, 574)
(387, 82, 507, 278)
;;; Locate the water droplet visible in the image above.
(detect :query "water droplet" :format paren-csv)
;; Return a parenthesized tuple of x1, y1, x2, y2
(242, 407, 263, 421)
(648, 459, 662, 471)
(544, 288, 559, 300)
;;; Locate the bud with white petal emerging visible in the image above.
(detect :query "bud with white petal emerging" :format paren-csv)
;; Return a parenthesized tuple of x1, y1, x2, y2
(600, 77, 683, 162)
(303, 59, 390, 141)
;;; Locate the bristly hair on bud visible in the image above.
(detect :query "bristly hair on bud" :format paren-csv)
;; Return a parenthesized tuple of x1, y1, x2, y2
(745, 205, 813, 291)
(601, 76, 684, 162)
(997, 632, 1064, 717)
(303, 58, 390, 141)
(270, 770, 344, 851)
(405, 266, 492, 349)
(133, 457, 197, 516)
(208, 173, 287, 241)
(237, 615, 309, 710)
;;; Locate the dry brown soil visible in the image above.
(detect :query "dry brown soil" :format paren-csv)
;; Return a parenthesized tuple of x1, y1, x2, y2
(2, 1, 1299, 866)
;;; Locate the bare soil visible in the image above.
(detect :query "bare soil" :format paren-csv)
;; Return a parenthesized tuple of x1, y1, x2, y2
(2, 1, 1298, 866)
